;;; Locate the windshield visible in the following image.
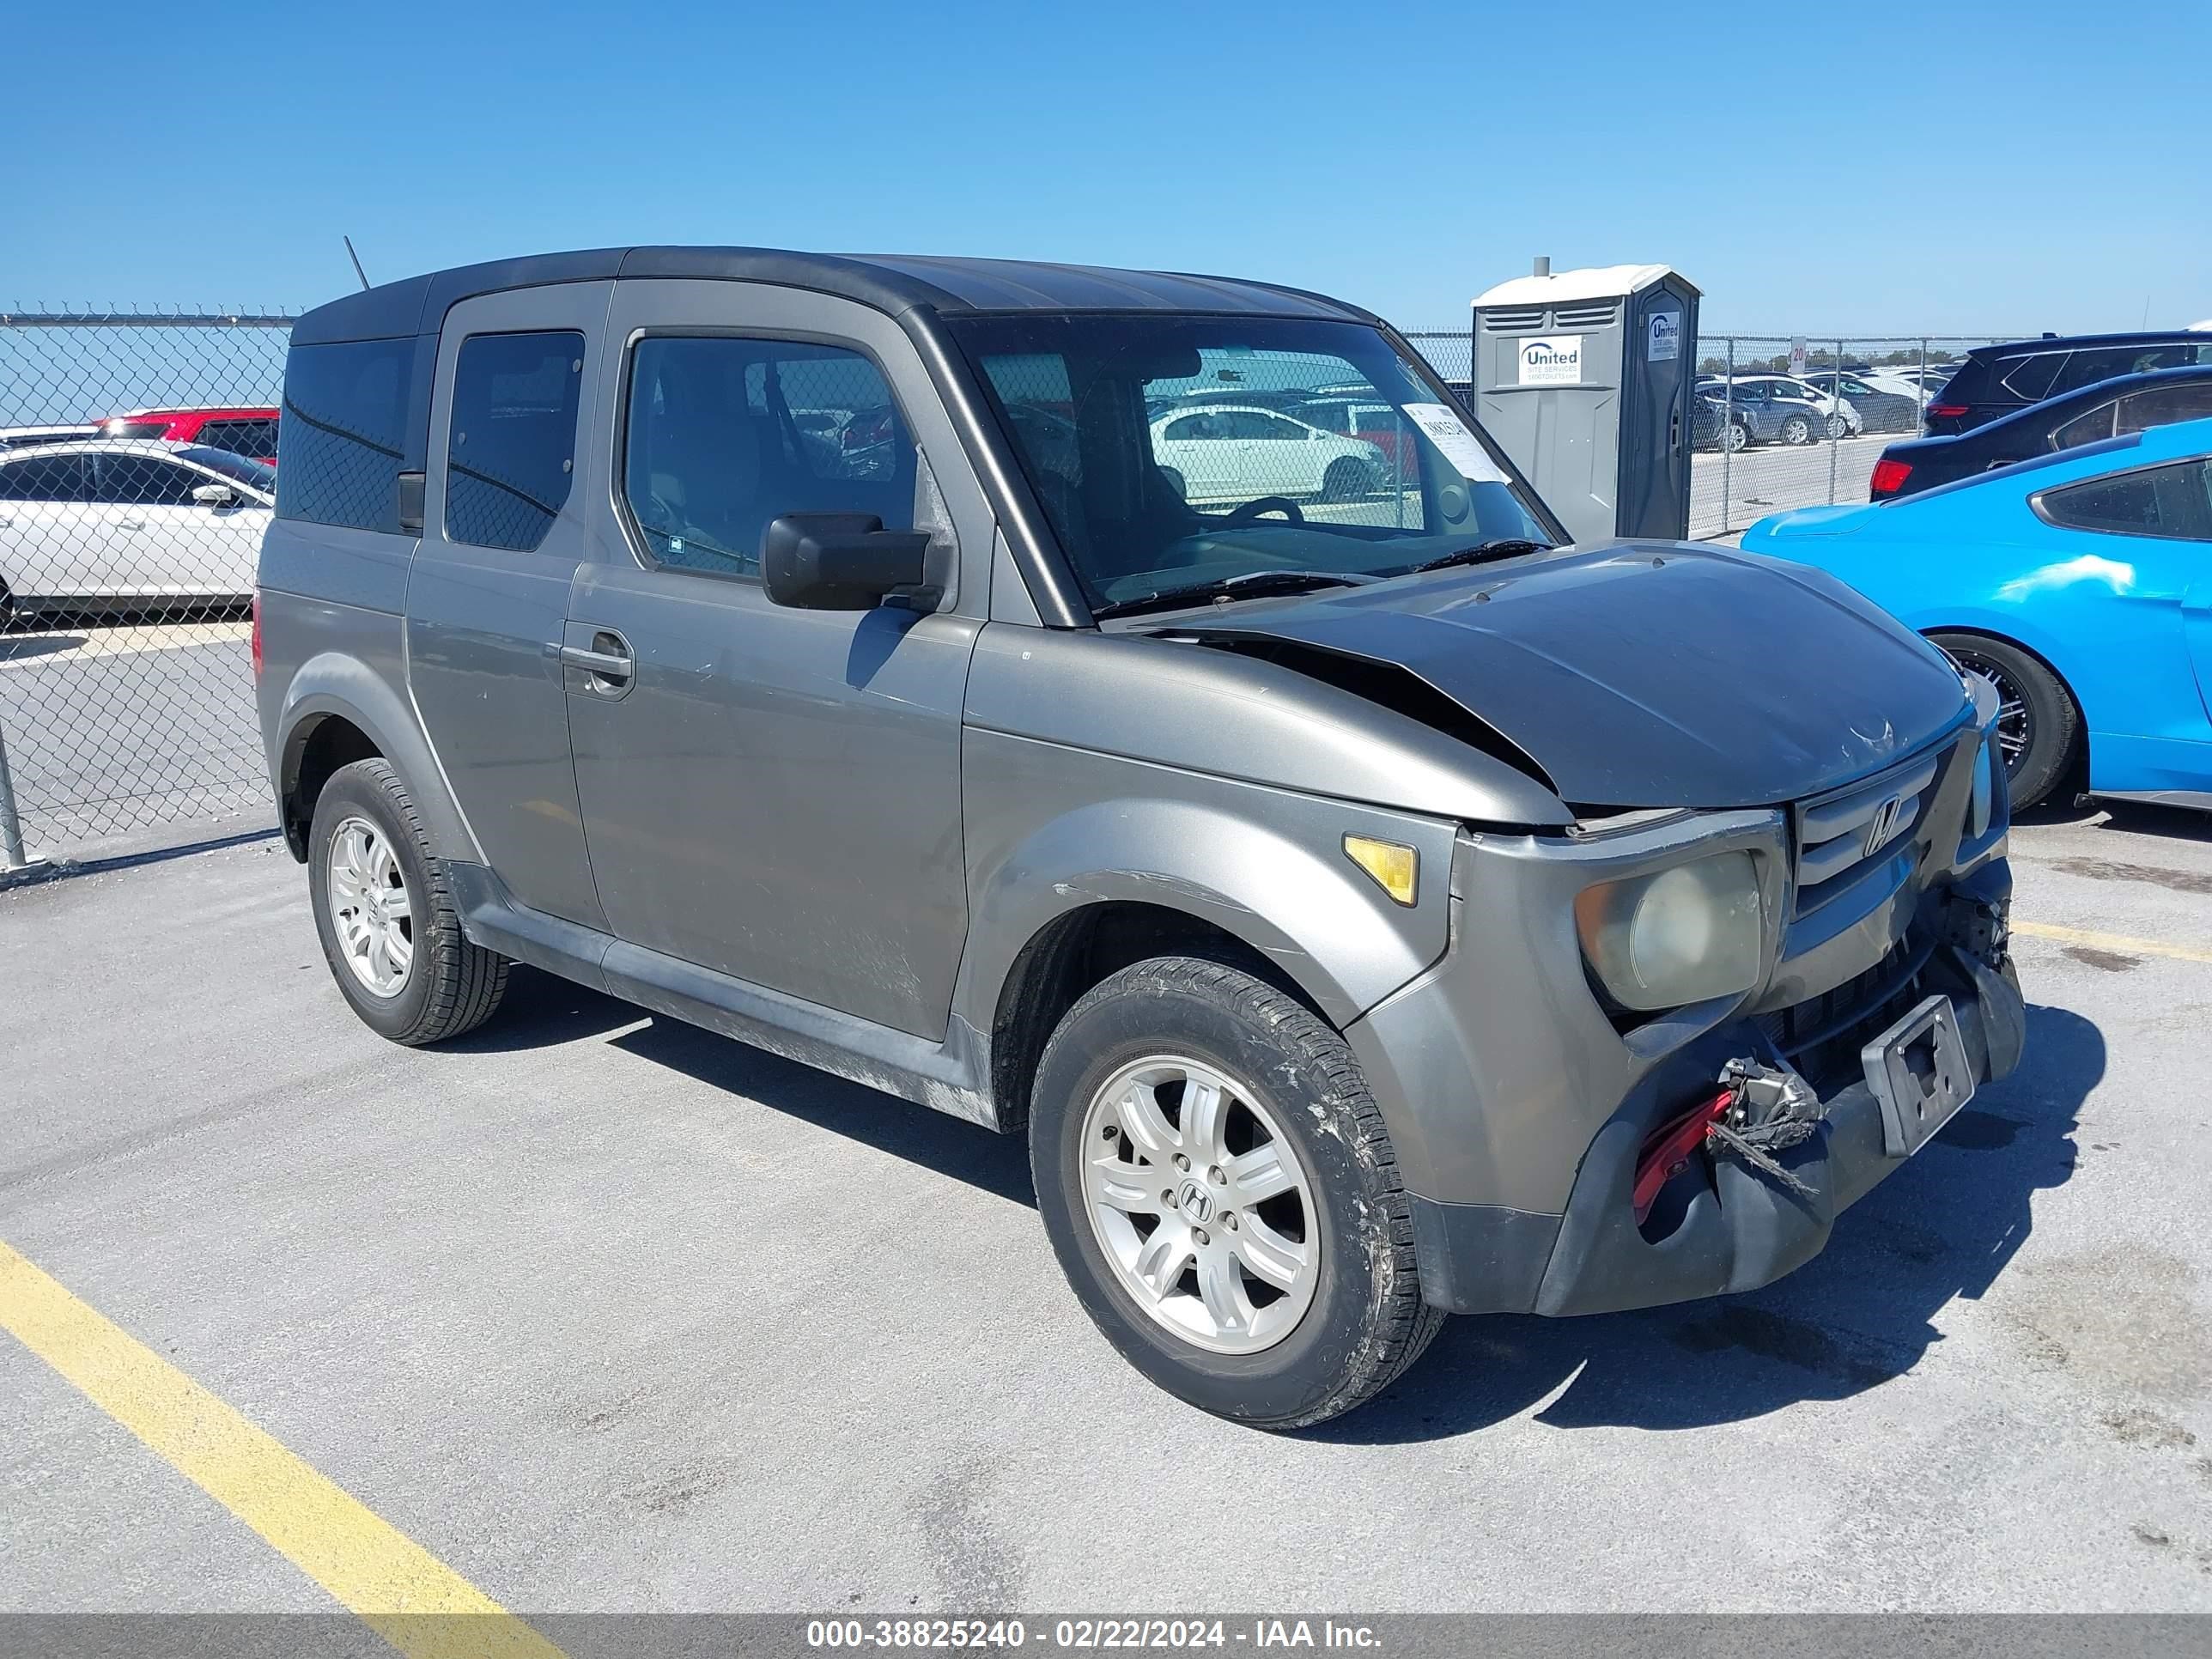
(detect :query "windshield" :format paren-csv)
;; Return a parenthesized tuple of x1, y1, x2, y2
(177, 445, 277, 495)
(947, 314, 1559, 613)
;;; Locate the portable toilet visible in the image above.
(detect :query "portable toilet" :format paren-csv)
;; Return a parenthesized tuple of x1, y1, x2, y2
(1470, 261, 1700, 545)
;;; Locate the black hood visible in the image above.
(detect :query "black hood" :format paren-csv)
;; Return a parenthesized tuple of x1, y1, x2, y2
(1178, 542, 1972, 811)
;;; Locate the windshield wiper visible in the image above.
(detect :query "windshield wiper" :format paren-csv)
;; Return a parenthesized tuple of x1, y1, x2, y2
(1408, 538, 1554, 574)
(1093, 568, 1380, 619)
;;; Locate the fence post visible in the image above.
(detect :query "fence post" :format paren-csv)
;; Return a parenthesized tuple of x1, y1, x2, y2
(1917, 337, 1929, 424)
(1719, 337, 1735, 534)
(0, 720, 34, 873)
(1827, 337, 1844, 505)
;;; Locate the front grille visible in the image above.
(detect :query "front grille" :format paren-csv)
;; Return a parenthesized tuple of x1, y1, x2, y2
(1793, 750, 1943, 922)
(1755, 933, 1934, 1093)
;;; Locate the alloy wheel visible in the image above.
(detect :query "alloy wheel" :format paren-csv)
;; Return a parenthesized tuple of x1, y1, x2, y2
(325, 815, 414, 997)
(1079, 1054, 1320, 1354)
(1953, 651, 2033, 775)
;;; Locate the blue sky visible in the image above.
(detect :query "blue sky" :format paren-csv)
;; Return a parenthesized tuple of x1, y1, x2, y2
(9, 0, 2208, 335)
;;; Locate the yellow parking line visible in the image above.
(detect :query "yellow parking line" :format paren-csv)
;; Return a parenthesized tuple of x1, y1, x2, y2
(0, 1239, 567, 1659)
(2014, 920, 2212, 965)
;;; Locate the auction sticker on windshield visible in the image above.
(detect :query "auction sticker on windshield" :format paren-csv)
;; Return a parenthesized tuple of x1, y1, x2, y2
(1401, 404, 1507, 482)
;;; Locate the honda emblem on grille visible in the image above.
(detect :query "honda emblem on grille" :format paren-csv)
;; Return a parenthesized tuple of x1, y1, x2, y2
(1862, 793, 1909, 858)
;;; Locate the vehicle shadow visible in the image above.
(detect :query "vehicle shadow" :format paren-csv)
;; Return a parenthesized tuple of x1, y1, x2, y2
(1310, 1000, 2100, 1443)
(0, 633, 84, 663)
(441, 967, 1038, 1204)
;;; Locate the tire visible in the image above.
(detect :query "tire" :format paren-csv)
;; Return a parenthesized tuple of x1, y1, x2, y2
(1782, 414, 1814, 446)
(1825, 412, 1850, 441)
(1159, 466, 1188, 501)
(1030, 956, 1444, 1430)
(307, 757, 509, 1044)
(1929, 632, 2079, 811)
(1721, 420, 1749, 453)
(1321, 458, 1367, 502)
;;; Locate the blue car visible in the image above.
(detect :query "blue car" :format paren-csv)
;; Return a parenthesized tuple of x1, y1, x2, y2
(1742, 418, 2212, 811)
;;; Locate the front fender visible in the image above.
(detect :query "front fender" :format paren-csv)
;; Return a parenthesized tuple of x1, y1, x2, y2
(955, 729, 1457, 1031)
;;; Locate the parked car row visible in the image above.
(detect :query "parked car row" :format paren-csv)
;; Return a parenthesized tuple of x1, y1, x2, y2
(1750, 414, 2212, 814)
(0, 437, 273, 626)
(0, 406, 280, 464)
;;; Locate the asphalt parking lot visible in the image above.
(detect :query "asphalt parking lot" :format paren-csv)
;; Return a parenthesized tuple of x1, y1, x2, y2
(3, 803, 2210, 1626)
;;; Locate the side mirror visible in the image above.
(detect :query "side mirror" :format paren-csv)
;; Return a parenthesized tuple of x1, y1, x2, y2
(763, 513, 932, 611)
(191, 483, 238, 507)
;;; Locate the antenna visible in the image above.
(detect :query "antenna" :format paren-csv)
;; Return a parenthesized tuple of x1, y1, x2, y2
(343, 235, 371, 292)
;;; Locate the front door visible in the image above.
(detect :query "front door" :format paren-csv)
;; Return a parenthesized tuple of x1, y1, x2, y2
(406, 282, 611, 929)
(563, 282, 984, 1040)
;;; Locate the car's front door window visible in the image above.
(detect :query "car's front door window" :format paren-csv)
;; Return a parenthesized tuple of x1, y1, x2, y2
(622, 336, 922, 580)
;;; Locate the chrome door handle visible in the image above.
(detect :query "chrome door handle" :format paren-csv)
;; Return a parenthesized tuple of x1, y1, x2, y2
(118, 515, 147, 530)
(558, 643, 632, 678)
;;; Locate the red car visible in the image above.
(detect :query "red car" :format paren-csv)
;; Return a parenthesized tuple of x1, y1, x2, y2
(90, 406, 279, 464)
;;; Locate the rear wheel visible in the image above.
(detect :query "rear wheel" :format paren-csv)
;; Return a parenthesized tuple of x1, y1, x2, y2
(1931, 633, 2079, 810)
(307, 757, 508, 1044)
(1030, 956, 1443, 1430)
(1782, 413, 1814, 446)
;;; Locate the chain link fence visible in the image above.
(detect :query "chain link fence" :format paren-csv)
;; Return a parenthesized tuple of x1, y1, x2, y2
(1, 307, 2018, 871)
(1401, 327, 2008, 538)
(1, 312, 292, 868)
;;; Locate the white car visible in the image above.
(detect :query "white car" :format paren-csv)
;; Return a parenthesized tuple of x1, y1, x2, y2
(0, 423, 97, 450)
(1147, 404, 1386, 503)
(0, 439, 272, 625)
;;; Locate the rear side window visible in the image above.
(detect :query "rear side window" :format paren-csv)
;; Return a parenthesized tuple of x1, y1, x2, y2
(1996, 353, 2064, 402)
(195, 417, 280, 460)
(276, 338, 419, 532)
(2036, 459, 2212, 541)
(0, 452, 88, 501)
(2116, 382, 2212, 434)
(621, 336, 917, 579)
(444, 331, 585, 553)
(2051, 402, 2115, 449)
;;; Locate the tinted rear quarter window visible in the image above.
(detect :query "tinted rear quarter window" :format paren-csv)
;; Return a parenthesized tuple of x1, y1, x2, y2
(444, 331, 585, 553)
(2038, 459, 2212, 540)
(1996, 353, 2065, 402)
(276, 337, 422, 532)
(195, 418, 280, 460)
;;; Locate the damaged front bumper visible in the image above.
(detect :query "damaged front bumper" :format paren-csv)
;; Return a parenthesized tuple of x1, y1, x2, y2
(1343, 723, 2022, 1318)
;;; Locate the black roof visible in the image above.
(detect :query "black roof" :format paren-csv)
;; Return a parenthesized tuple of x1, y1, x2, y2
(291, 247, 1374, 345)
(1968, 328, 2212, 358)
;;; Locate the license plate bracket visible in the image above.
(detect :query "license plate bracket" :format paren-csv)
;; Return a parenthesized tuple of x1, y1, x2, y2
(1862, 994, 1976, 1158)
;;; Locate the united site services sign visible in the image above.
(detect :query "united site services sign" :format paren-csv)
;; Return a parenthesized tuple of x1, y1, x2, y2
(1516, 334, 1583, 386)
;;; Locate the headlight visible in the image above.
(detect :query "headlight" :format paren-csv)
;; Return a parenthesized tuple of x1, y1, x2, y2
(1969, 735, 1996, 838)
(1573, 851, 1765, 1012)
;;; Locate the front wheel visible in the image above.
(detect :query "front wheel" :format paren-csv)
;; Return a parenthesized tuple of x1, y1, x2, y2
(1782, 413, 1814, 446)
(1721, 420, 1749, 453)
(1030, 957, 1443, 1429)
(308, 757, 509, 1044)
(1322, 458, 1369, 501)
(1929, 632, 2080, 810)
(1825, 412, 1851, 441)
